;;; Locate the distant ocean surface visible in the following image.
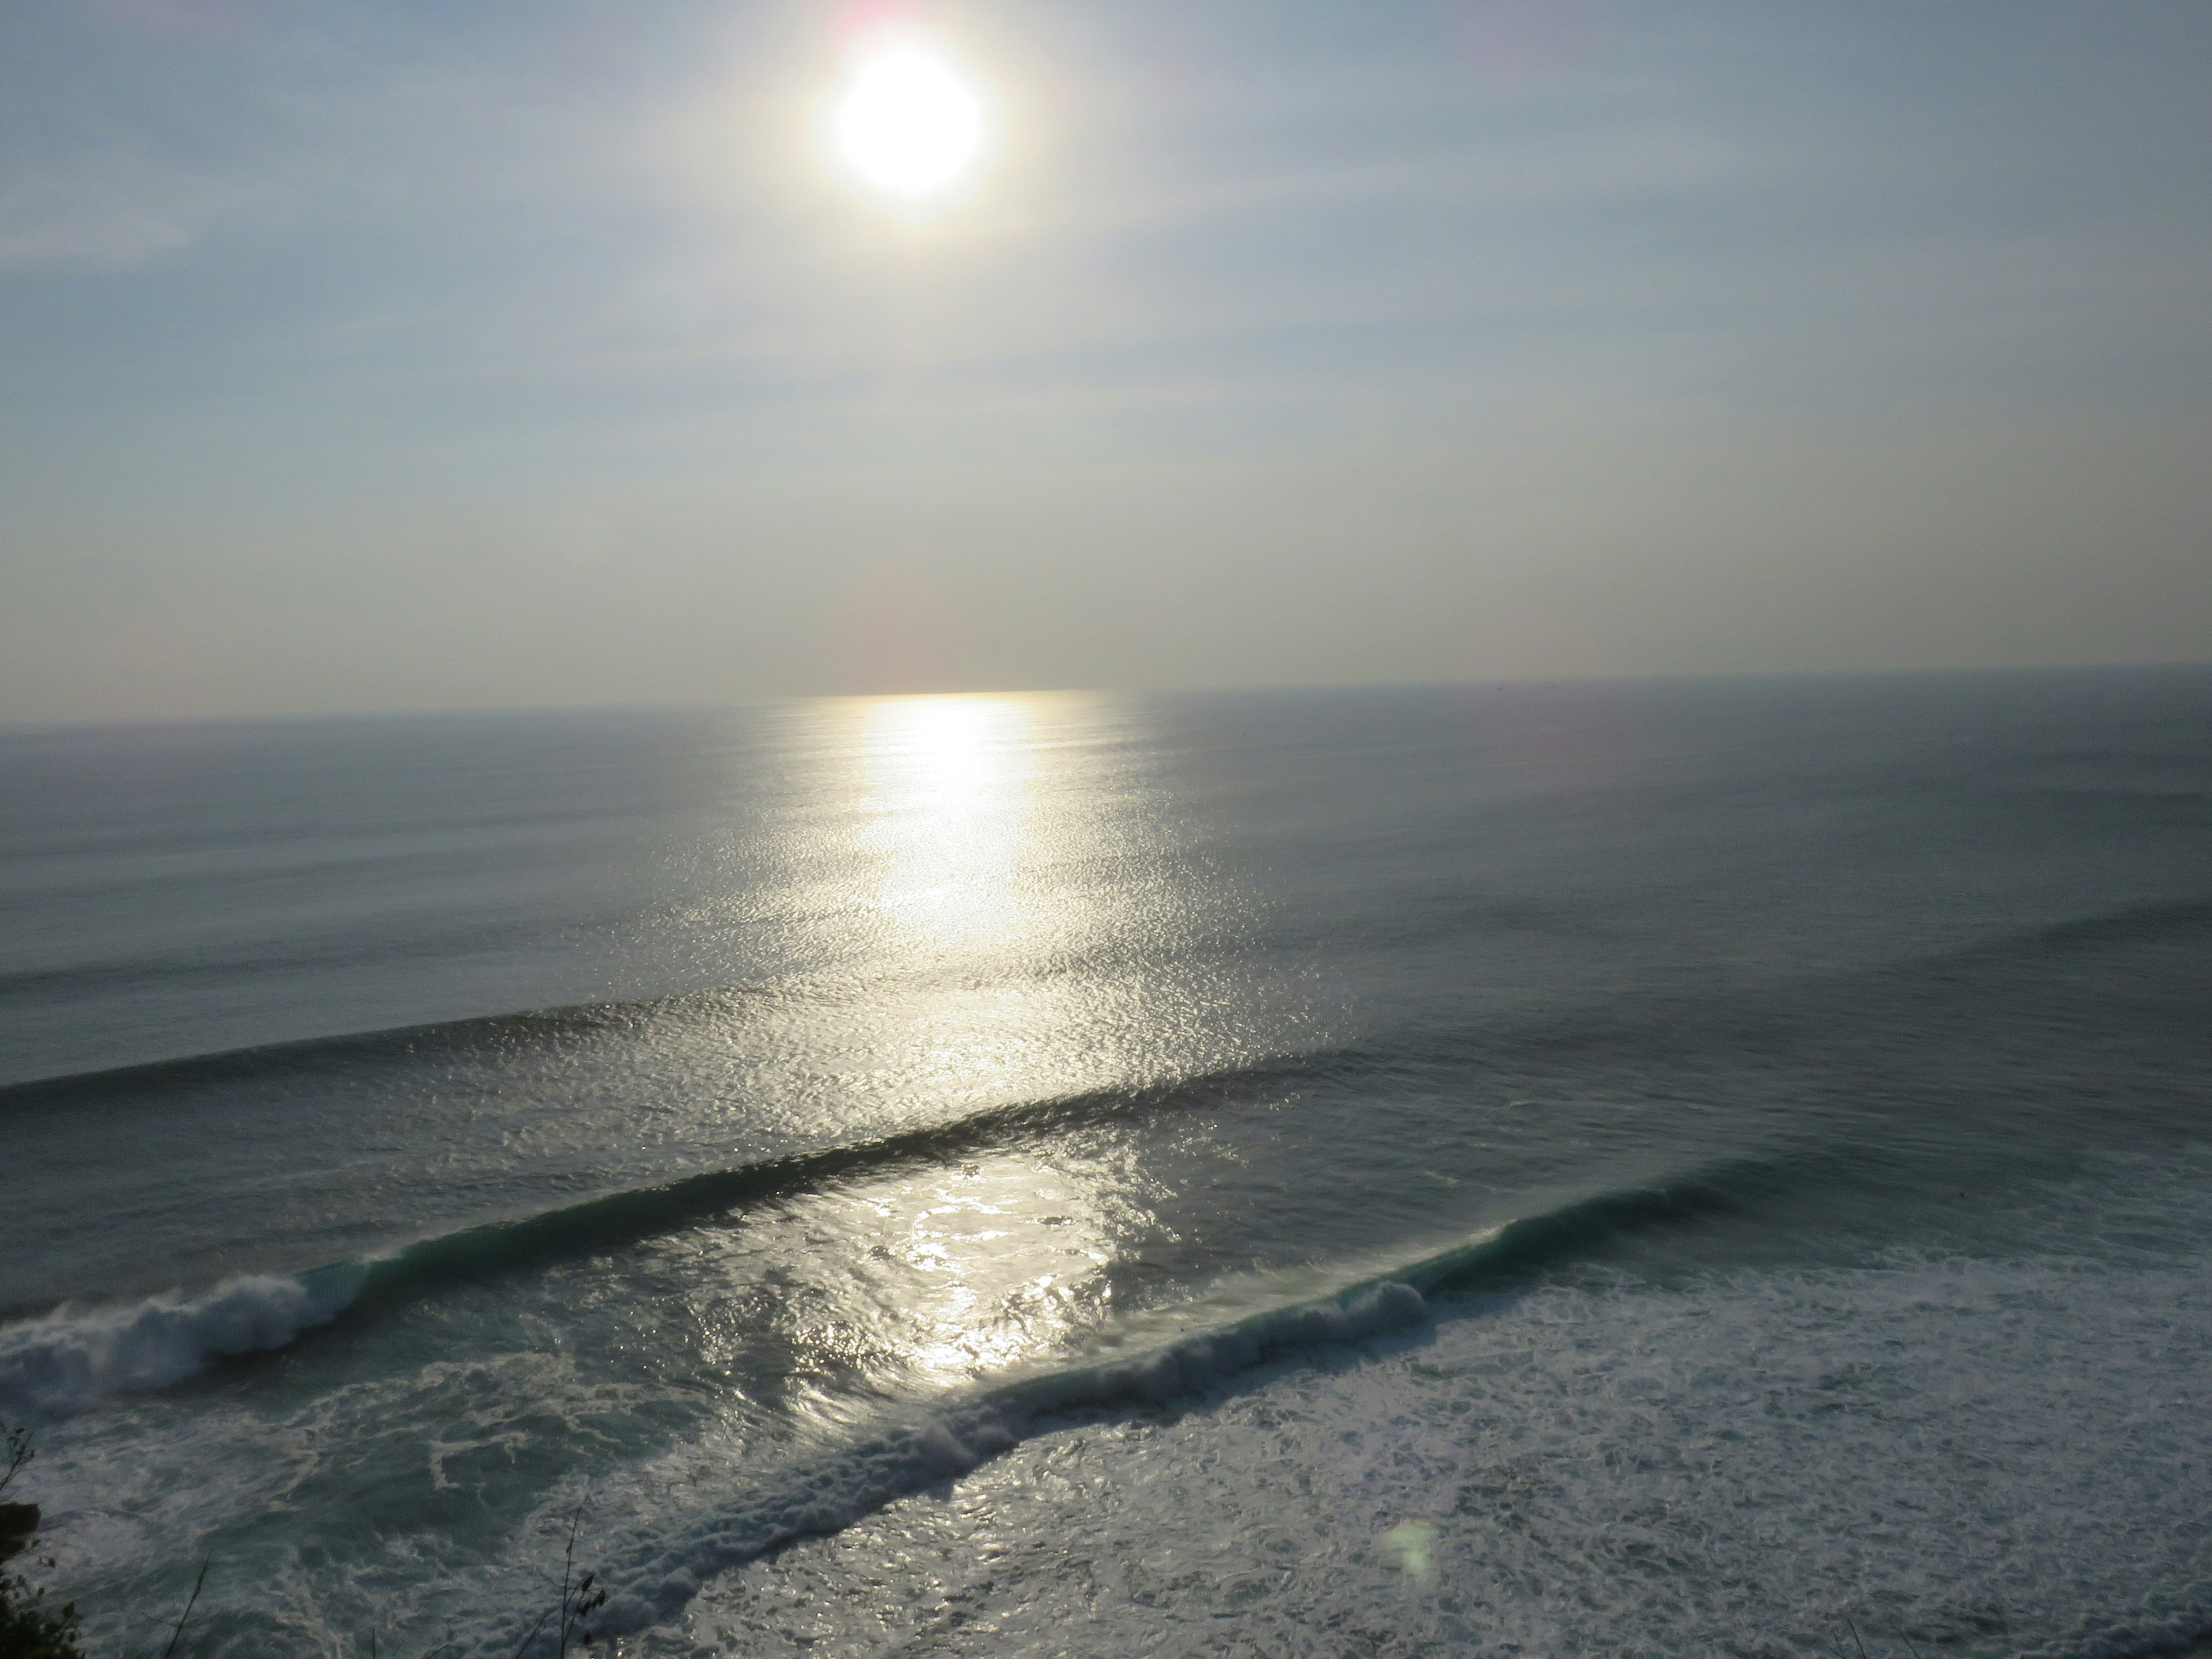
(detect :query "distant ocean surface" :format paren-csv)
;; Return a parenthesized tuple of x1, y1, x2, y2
(3, 670, 2209, 1659)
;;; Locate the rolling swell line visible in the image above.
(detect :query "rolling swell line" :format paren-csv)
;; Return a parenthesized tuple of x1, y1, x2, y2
(0, 1054, 1326, 1416)
(0, 983, 793, 1113)
(0, 934, 1313, 1107)
(1949, 892, 2212, 960)
(325, 1056, 1322, 1306)
(13, 888, 2194, 1116)
(1339, 888, 2212, 1093)
(489, 1158, 1785, 1654)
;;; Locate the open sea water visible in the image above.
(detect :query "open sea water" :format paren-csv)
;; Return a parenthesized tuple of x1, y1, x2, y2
(2, 669, 2209, 1659)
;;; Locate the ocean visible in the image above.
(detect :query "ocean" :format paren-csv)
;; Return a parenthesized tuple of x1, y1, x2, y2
(2, 669, 2208, 1659)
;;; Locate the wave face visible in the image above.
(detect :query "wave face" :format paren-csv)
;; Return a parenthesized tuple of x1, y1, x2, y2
(612, 1166, 2212, 1659)
(7, 673, 2212, 1659)
(508, 1275, 1435, 1652)
(0, 1150, 1759, 1419)
(0, 988, 777, 1119)
(0, 1275, 358, 1415)
(550, 1168, 1793, 1647)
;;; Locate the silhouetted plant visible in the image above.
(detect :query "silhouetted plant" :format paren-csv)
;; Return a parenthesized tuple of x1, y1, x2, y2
(0, 1419, 86, 1659)
(1825, 1612, 1929, 1659)
(2, 1418, 616, 1659)
(510, 1502, 608, 1659)
(154, 1558, 209, 1659)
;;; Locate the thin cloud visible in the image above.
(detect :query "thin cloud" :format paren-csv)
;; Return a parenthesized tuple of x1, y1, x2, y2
(0, 143, 265, 270)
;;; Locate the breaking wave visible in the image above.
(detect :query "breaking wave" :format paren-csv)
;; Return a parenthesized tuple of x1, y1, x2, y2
(551, 1199, 2212, 1659)
(0, 1274, 356, 1416)
(0, 1152, 1762, 1421)
(536, 1277, 1434, 1652)
(471, 1172, 1776, 1651)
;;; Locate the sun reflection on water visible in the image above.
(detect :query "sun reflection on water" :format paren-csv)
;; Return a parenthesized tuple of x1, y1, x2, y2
(675, 1139, 1152, 1412)
(660, 694, 1175, 1402)
(838, 1145, 1132, 1385)
(851, 693, 1062, 950)
(659, 691, 1286, 1407)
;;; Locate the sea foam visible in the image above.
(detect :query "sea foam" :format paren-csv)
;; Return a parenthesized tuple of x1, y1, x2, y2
(609, 1243, 2212, 1659)
(517, 1277, 1433, 1650)
(0, 1274, 358, 1416)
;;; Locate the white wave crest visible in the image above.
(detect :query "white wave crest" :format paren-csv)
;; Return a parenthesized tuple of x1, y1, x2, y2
(0, 1275, 354, 1416)
(603, 1245, 2212, 1659)
(505, 1278, 1431, 1653)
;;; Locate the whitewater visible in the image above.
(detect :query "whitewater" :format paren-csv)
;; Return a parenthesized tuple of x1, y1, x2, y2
(2, 671, 2208, 1658)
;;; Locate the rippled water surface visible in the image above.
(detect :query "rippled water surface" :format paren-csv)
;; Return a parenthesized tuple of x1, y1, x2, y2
(3, 671, 2209, 1658)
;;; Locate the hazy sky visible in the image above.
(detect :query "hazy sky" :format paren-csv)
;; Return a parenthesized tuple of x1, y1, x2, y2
(4, 0, 2209, 719)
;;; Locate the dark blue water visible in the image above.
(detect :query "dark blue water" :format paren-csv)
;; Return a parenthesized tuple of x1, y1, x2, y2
(3, 671, 2209, 1659)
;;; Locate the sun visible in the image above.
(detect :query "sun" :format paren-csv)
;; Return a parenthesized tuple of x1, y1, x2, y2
(835, 37, 983, 198)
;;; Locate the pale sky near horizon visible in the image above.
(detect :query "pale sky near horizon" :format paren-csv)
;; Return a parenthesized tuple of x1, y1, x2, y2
(3, 0, 2210, 720)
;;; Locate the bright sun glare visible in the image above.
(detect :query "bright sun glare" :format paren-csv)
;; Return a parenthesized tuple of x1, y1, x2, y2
(835, 39, 983, 198)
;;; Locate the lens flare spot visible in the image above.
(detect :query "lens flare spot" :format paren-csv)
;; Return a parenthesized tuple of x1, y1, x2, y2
(1384, 1520, 1439, 1584)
